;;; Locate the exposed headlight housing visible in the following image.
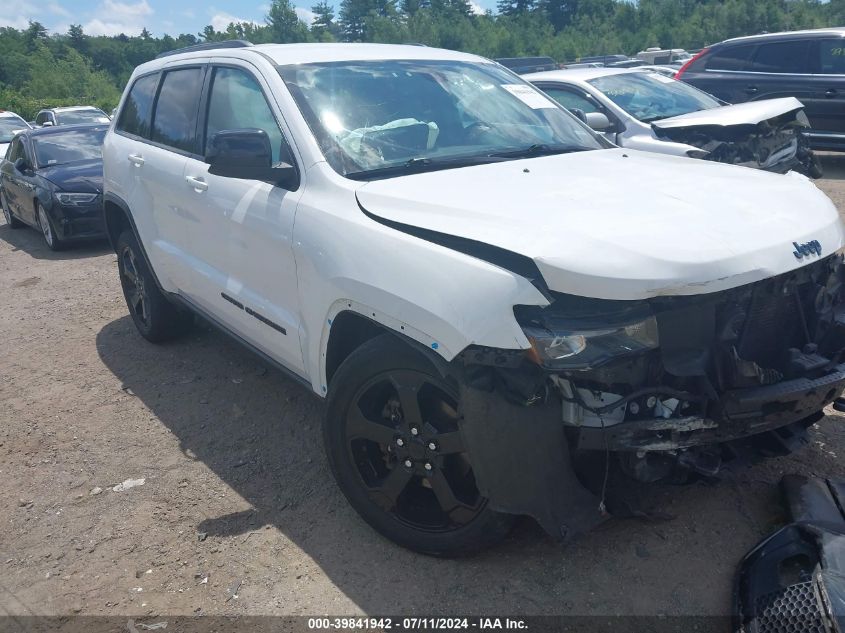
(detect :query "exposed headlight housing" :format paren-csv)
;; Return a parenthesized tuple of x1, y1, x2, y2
(55, 192, 98, 206)
(516, 297, 659, 370)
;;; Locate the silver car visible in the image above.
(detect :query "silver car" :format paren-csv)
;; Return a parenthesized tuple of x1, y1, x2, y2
(527, 67, 821, 177)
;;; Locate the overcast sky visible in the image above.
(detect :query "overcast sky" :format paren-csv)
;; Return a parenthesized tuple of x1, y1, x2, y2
(2, 0, 489, 38)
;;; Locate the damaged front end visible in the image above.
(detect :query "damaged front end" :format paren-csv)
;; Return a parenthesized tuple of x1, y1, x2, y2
(456, 252, 845, 540)
(652, 109, 821, 178)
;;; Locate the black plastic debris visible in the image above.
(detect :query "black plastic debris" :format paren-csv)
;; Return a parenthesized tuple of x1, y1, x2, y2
(734, 475, 845, 633)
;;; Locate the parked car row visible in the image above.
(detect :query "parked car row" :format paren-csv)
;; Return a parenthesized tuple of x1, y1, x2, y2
(2, 35, 845, 557)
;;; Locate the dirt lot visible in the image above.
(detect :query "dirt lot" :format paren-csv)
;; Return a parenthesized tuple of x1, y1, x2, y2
(2, 156, 845, 626)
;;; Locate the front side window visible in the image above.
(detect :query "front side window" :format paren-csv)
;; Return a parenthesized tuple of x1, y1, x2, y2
(706, 44, 756, 71)
(35, 112, 49, 125)
(7, 138, 23, 162)
(588, 72, 721, 122)
(541, 86, 601, 114)
(0, 116, 29, 143)
(151, 67, 204, 153)
(57, 109, 110, 125)
(750, 41, 811, 74)
(278, 60, 603, 179)
(205, 66, 290, 164)
(818, 39, 845, 75)
(32, 128, 107, 167)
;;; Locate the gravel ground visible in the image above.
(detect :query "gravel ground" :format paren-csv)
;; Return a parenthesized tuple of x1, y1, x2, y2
(1, 156, 845, 625)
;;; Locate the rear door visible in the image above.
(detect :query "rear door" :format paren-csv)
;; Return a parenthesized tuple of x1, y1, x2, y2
(683, 42, 758, 103)
(180, 61, 305, 372)
(141, 62, 208, 290)
(742, 39, 816, 106)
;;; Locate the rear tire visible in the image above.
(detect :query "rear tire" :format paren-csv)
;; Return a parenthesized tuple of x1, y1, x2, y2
(116, 229, 193, 343)
(1, 190, 24, 228)
(324, 334, 515, 557)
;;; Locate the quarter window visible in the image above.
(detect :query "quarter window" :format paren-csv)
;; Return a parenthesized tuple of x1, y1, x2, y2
(705, 45, 756, 71)
(818, 39, 845, 75)
(117, 73, 159, 138)
(205, 66, 291, 164)
(750, 41, 811, 74)
(151, 67, 204, 153)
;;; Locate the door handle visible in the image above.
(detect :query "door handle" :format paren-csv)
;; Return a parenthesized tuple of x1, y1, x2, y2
(185, 176, 208, 192)
(127, 154, 145, 167)
(826, 89, 838, 98)
(745, 85, 759, 95)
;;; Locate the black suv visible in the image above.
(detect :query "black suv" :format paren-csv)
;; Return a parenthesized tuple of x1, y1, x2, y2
(678, 28, 845, 151)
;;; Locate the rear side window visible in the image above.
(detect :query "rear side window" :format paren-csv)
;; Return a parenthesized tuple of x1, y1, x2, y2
(117, 73, 158, 138)
(705, 44, 756, 71)
(750, 41, 811, 74)
(151, 67, 204, 153)
(818, 39, 845, 75)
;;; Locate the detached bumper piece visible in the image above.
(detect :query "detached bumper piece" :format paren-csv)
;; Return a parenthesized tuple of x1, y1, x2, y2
(735, 475, 845, 633)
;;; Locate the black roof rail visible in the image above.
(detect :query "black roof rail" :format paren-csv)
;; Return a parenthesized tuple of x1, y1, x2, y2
(156, 39, 253, 59)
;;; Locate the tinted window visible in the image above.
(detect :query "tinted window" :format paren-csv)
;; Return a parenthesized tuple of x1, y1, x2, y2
(6, 138, 23, 162)
(35, 112, 48, 125)
(118, 74, 159, 138)
(541, 87, 601, 113)
(151, 67, 204, 153)
(33, 128, 107, 167)
(818, 39, 845, 75)
(205, 67, 290, 164)
(705, 44, 756, 71)
(750, 41, 810, 74)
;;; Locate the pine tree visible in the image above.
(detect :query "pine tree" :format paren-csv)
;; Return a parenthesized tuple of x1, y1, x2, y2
(266, 0, 311, 43)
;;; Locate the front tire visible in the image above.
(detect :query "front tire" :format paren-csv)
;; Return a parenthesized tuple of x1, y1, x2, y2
(116, 229, 192, 343)
(37, 203, 64, 250)
(1, 190, 24, 228)
(324, 334, 515, 556)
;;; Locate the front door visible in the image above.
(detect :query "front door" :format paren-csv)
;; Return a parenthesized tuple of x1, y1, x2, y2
(181, 62, 305, 373)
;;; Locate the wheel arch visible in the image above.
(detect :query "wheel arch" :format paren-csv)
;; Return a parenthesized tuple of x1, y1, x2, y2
(320, 302, 452, 395)
(103, 192, 166, 292)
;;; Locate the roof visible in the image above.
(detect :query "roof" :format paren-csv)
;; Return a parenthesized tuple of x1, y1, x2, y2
(524, 67, 640, 83)
(0, 111, 26, 120)
(22, 124, 109, 138)
(721, 27, 845, 45)
(143, 42, 485, 70)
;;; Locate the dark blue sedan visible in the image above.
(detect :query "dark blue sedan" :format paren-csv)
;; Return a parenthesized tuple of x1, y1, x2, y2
(0, 124, 107, 250)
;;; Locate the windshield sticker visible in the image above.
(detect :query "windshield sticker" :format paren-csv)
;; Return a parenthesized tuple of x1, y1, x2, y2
(502, 84, 558, 109)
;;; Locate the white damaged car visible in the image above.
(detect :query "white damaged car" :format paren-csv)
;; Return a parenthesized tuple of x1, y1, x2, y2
(528, 67, 823, 177)
(103, 42, 845, 556)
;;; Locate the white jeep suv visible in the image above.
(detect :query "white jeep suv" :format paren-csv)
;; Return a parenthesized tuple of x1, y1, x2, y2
(103, 41, 845, 556)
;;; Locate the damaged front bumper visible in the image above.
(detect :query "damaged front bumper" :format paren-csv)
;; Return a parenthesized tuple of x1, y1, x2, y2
(455, 252, 845, 540)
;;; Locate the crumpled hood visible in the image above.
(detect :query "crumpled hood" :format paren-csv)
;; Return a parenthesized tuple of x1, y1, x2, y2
(39, 159, 102, 193)
(355, 148, 844, 300)
(651, 97, 805, 130)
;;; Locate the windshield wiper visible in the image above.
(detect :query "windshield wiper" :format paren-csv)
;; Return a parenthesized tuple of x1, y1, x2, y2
(345, 154, 507, 181)
(488, 143, 591, 159)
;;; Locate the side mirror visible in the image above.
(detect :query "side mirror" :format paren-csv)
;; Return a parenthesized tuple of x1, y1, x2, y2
(14, 157, 30, 173)
(41, 121, 54, 127)
(585, 112, 613, 131)
(569, 108, 587, 124)
(205, 129, 298, 189)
